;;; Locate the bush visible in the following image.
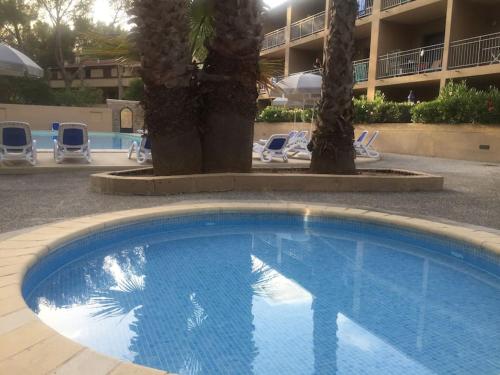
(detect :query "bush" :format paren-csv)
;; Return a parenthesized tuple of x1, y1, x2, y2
(0, 77, 55, 105)
(258, 106, 303, 123)
(412, 81, 500, 124)
(353, 92, 412, 123)
(123, 78, 144, 101)
(52, 87, 104, 107)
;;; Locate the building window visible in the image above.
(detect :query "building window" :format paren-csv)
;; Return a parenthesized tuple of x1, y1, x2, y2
(90, 68, 104, 78)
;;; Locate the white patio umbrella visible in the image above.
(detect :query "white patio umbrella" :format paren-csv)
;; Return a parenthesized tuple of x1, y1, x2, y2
(0, 43, 43, 78)
(276, 72, 322, 96)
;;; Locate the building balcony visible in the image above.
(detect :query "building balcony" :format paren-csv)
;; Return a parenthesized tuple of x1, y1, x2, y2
(376, 44, 444, 79)
(290, 11, 326, 42)
(262, 27, 286, 51)
(354, 58, 370, 82)
(381, 0, 415, 11)
(448, 32, 500, 70)
(270, 59, 370, 87)
(357, 0, 373, 19)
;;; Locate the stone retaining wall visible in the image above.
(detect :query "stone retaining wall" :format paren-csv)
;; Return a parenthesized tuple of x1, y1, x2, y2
(255, 122, 500, 162)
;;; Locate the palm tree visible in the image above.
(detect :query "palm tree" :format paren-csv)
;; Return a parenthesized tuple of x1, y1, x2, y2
(309, 0, 358, 174)
(130, 0, 202, 175)
(200, 0, 263, 173)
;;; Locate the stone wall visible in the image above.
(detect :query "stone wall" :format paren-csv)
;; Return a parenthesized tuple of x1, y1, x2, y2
(256, 122, 500, 162)
(0, 103, 112, 132)
(106, 99, 144, 133)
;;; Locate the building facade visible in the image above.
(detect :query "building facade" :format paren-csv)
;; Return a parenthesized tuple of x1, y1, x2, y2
(261, 0, 500, 101)
(48, 59, 141, 100)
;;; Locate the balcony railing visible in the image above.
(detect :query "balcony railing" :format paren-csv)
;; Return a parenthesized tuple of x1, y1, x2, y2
(358, 0, 373, 18)
(354, 58, 370, 82)
(381, 0, 415, 11)
(272, 60, 369, 85)
(291, 11, 326, 41)
(262, 27, 286, 51)
(377, 43, 444, 79)
(448, 32, 500, 69)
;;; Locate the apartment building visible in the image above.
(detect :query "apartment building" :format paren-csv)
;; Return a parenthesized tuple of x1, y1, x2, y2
(48, 59, 141, 100)
(261, 0, 500, 102)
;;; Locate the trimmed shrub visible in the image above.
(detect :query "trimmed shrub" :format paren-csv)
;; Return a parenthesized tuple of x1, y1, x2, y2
(258, 106, 303, 123)
(52, 87, 104, 107)
(123, 78, 144, 101)
(412, 82, 500, 124)
(354, 92, 412, 123)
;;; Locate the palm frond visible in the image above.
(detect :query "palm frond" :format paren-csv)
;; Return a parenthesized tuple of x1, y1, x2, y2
(258, 57, 284, 90)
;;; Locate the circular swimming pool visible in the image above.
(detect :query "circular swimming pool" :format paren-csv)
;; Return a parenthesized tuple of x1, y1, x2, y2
(23, 212, 500, 375)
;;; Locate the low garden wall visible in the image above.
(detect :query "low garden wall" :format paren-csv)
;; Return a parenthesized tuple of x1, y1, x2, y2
(0, 103, 113, 132)
(255, 122, 500, 163)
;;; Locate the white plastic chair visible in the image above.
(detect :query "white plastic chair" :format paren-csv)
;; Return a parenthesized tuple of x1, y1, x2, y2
(355, 131, 380, 158)
(286, 130, 311, 159)
(128, 136, 152, 164)
(0, 121, 37, 166)
(53, 123, 91, 163)
(253, 134, 290, 162)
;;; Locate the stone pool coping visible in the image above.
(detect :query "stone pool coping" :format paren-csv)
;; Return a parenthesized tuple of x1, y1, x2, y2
(90, 168, 444, 195)
(1, 201, 499, 374)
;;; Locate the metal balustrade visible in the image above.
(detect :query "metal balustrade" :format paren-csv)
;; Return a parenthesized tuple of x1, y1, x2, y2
(358, 0, 373, 18)
(262, 27, 286, 51)
(381, 0, 415, 10)
(271, 60, 369, 85)
(377, 44, 444, 79)
(290, 11, 326, 41)
(353, 59, 370, 82)
(448, 32, 500, 69)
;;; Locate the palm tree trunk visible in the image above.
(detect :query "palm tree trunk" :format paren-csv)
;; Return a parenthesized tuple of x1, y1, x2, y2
(132, 0, 202, 175)
(309, 0, 358, 174)
(200, 0, 263, 173)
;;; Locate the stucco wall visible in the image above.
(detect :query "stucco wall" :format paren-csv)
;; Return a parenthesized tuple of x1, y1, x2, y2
(255, 122, 500, 162)
(0, 103, 112, 132)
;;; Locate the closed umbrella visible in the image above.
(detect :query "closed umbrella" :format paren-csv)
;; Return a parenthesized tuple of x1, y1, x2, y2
(0, 43, 43, 78)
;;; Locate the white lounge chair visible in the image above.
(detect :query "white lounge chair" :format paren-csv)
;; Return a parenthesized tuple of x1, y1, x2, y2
(0, 121, 37, 166)
(286, 130, 311, 159)
(253, 134, 290, 162)
(353, 130, 368, 150)
(53, 123, 91, 163)
(355, 131, 380, 158)
(128, 136, 152, 164)
(257, 130, 297, 146)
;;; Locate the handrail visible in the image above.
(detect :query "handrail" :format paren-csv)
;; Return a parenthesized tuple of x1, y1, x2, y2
(272, 60, 370, 84)
(377, 43, 444, 79)
(290, 11, 326, 41)
(448, 31, 500, 69)
(353, 58, 370, 82)
(262, 27, 287, 51)
(381, 0, 415, 11)
(357, 0, 373, 18)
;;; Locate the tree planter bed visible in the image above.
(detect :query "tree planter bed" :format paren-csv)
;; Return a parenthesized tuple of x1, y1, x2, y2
(90, 168, 444, 195)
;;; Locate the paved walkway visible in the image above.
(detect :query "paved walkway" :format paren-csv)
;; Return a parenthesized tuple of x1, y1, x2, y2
(0, 153, 499, 234)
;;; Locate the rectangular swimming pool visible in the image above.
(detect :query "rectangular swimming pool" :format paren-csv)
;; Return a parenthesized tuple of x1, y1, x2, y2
(33, 131, 141, 150)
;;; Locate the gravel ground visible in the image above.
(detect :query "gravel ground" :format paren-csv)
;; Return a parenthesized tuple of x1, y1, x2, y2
(1, 153, 499, 234)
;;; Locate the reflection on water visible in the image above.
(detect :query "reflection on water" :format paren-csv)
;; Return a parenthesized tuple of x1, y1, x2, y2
(25, 221, 500, 375)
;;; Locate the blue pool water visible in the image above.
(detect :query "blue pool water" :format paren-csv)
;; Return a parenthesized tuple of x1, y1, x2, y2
(32, 131, 140, 150)
(23, 213, 500, 375)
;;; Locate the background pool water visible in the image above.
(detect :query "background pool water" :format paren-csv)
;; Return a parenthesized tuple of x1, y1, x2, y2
(23, 213, 500, 375)
(32, 131, 140, 150)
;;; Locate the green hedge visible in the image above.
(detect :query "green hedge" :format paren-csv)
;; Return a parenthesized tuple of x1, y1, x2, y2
(354, 92, 413, 123)
(412, 82, 500, 124)
(259, 83, 500, 125)
(258, 92, 412, 124)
